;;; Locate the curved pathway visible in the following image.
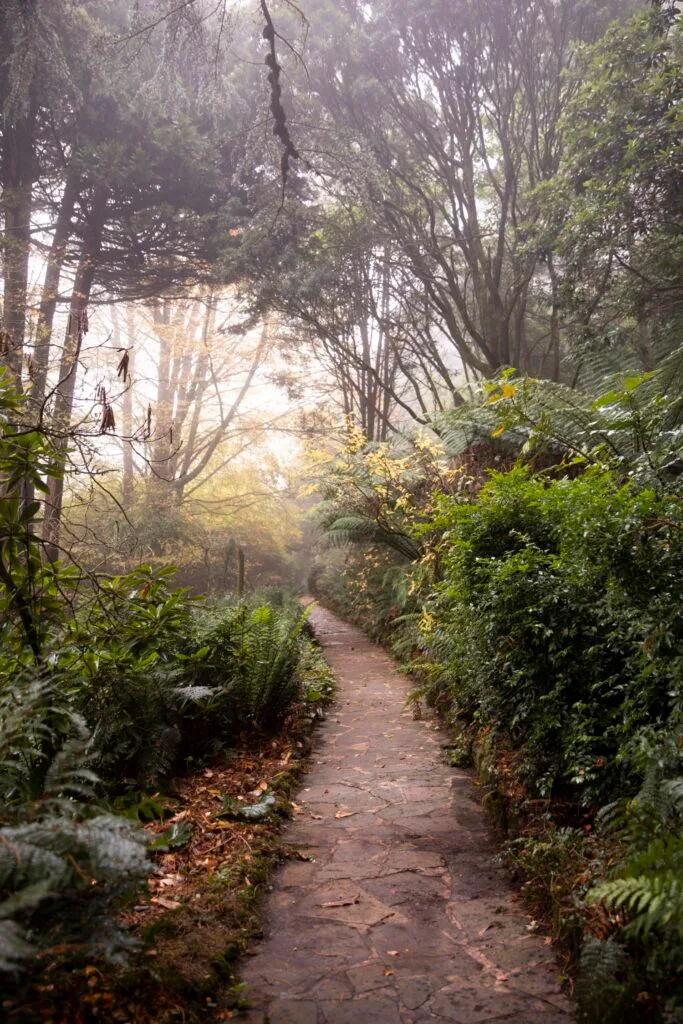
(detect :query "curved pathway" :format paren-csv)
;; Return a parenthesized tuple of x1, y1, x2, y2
(240, 606, 572, 1023)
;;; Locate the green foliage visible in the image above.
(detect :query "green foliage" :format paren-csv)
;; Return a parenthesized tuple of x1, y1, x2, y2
(0, 675, 150, 974)
(58, 566, 201, 786)
(576, 729, 683, 1022)
(483, 355, 683, 488)
(574, 938, 636, 1024)
(0, 381, 313, 981)
(422, 464, 682, 800)
(538, 4, 683, 360)
(312, 363, 683, 1019)
(189, 598, 310, 734)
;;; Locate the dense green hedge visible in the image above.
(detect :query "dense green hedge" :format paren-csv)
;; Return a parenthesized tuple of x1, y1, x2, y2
(421, 466, 682, 804)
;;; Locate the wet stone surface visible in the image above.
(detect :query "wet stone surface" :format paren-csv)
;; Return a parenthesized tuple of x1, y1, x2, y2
(239, 606, 572, 1022)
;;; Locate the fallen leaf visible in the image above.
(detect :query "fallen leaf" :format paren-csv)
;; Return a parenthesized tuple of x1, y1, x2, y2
(383, 968, 394, 977)
(387, 950, 399, 957)
(168, 810, 190, 823)
(335, 810, 354, 819)
(203, 769, 214, 778)
(150, 896, 182, 911)
(311, 813, 324, 820)
(320, 893, 360, 908)
(252, 780, 269, 796)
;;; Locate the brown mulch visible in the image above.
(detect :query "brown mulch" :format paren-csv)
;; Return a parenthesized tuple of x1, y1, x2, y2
(3, 735, 308, 1024)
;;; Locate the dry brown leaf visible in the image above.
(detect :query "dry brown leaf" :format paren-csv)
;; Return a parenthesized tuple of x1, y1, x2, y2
(383, 968, 394, 977)
(150, 896, 182, 911)
(320, 893, 360, 908)
(159, 875, 183, 888)
(168, 810, 190, 823)
(387, 950, 399, 957)
(335, 811, 354, 819)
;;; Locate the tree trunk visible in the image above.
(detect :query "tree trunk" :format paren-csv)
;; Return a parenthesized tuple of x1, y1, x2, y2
(237, 546, 245, 597)
(111, 304, 136, 507)
(43, 187, 108, 561)
(30, 176, 79, 413)
(1, 101, 36, 390)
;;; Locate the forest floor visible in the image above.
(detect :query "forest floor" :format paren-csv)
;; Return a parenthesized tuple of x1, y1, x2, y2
(238, 605, 573, 1023)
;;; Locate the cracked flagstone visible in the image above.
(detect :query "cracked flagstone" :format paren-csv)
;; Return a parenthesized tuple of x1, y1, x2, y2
(238, 605, 572, 1022)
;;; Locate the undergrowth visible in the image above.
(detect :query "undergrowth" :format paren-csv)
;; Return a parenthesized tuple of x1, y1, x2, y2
(311, 360, 683, 1020)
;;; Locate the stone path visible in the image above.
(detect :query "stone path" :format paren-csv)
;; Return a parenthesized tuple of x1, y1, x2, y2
(239, 606, 572, 1023)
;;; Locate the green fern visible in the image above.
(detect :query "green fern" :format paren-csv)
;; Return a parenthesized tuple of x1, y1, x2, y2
(575, 937, 633, 1024)
(325, 514, 421, 561)
(191, 600, 311, 733)
(0, 672, 150, 974)
(590, 836, 683, 938)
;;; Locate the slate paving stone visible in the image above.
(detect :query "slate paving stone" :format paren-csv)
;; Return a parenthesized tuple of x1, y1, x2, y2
(320, 995, 403, 1023)
(267, 1000, 320, 1024)
(238, 606, 572, 1022)
(346, 960, 393, 993)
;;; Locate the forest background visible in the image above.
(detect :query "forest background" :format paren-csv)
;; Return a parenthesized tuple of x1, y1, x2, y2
(0, 0, 681, 1021)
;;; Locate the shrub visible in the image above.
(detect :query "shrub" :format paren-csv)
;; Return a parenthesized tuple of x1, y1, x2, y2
(421, 467, 683, 802)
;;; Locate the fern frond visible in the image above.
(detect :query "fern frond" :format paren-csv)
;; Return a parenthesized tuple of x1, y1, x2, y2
(0, 920, 33, 972)
(575, 936, 631, 1023)
(590, 835, 683, 937)
(325, 515, 421, 561)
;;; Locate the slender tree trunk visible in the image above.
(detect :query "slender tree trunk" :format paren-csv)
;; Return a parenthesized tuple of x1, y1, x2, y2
(177, 293, 214, 482)
(43, 187, 107, 561)
(122, 306, 136, 506)
(30, 176, 79, 412)
(112, 304, 136, 507)
(237, 546, 245, 597)
(1, 102, 36, 390)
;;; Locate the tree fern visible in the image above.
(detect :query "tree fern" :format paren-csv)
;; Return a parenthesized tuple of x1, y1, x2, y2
(325, 514, 421, 561)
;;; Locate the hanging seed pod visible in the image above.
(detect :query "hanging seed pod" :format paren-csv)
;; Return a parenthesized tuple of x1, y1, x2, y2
(117, 350, 130, 383)
(100, 405, 116, 433)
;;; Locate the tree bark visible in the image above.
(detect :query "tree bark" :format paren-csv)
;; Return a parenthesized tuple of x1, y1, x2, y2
(1, 100, 36, 389)
(43, 186, 108, 561)
(30, 176, 79, 412)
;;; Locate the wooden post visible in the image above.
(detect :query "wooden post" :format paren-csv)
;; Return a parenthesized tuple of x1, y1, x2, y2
(237, 546, 245, 597)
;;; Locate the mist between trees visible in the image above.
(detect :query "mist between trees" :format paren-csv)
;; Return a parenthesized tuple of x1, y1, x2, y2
(0, 0, 682, 1020)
